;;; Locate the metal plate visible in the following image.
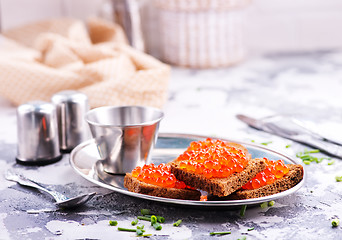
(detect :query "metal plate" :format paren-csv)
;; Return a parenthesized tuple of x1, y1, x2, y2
(69, 133, 305, 207)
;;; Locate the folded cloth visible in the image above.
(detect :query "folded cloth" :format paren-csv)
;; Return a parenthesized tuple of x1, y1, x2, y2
(0, 18, 170, 108)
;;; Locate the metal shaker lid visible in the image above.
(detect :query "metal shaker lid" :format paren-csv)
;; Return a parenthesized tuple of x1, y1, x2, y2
(16, 101, 62, 165)
(51, 90, 90, 152)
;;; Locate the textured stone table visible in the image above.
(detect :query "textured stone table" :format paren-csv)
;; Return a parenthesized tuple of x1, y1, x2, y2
(1, 51, 342, 239)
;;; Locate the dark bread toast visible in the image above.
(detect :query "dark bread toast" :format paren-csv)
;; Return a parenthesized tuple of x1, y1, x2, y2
(170, 158, 267, 197)
(228, 164, 304, 200)
(124, 173, 201, 200)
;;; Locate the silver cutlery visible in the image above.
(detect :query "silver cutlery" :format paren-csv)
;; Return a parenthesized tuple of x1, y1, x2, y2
(237, 114, 342, 159)
(5, 170, 96, 209)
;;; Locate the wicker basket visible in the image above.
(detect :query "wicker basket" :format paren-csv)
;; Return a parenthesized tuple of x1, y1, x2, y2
(154, 0, 251, 68)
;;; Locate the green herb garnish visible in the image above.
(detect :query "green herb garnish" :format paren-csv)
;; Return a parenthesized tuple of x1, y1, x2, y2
(335, 176, 342, 182)
(137, 215, 165, 223)
(261, 141, 272, 146)
(328, 160, 335, 165)
(260, 202, 268, 209)
(173, 219, 182, 227)
(247, 227, 255, 231)
(118, 227, 145, 233)
(156, 216, 165, 223)
(268, 200, 275, 206)
(285, 144, 291, 148)
(136, 229, 144, 236)
(303, 160, 311, 165)
(152, 222, 162, 230)
(137, 216, 151, 222)
(109, 220, 118, 226)
(240, 205, 247, 217)
(304, 149, 320, 154)
(131, 219, 138, 226)
(140, 209, 151, 216)
(150, 215, 157, 224)
(210, 231, 231, 236)
(332, 219, 340, 227)
(296, 150, 330, 165)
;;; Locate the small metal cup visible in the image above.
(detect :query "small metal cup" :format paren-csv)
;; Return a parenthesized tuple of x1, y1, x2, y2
(51, 90, 90, 152)
(85, 106, 164, 174)
(16, 101, 62, 165)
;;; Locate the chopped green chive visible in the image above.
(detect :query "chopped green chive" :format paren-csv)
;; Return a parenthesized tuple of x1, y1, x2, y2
(151, 215, 157, 225)
(328, 160, 335, 165)
(109, 220, 118, 226)
(137, 225, 144, 230)
(332, 219, 340, 227)
(251, 140, 255, 143)
(131, 219, 138, 226)
(156, 216, 165, 223)
(304, 149, 320, 154)
(210, 231, 231, 236)
(268, 200, 275, 206)
(247, 227, 255, 231)
(240, 205, 247, 217)
(260, 202, 268, 209)
(299, 155, 312, 160)
(285, 144, 291, 148)
(173, 219, 182, 227)
(118, 227, 145, 232)
(335, 176, 342, 182)
(137, 216, 152, 222)
(261, 141, 272, 146)
(237, 237, 247, 240)
(136, 229, 144, 236)
(296, 150, 330, 165)
(137, 215, 165, 223)
(140, 209, 150, 216)
(152, 222, 162, 230)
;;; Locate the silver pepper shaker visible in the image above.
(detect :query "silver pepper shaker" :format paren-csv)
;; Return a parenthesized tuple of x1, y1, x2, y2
(51, 90, 90, 152)
(16, 101, 62, 165)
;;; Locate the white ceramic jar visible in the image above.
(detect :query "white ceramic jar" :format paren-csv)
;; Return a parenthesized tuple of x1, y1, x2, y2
(154, 0, 251, 68)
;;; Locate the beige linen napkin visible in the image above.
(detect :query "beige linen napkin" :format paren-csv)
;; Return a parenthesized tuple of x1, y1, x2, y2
(0, 18, 170, 108)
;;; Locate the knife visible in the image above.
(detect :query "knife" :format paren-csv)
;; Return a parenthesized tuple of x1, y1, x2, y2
(236, 114, 342, 159)
(291, 118, 342, 146)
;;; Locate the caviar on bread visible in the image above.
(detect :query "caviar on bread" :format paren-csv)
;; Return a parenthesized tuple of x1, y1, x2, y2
(124, 138, 303, 200)
(169, 138, 267, 197)
(228, 159, 304, 199)
(124, 163, 201, 200)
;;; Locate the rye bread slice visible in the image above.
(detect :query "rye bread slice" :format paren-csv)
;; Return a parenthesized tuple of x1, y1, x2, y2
(170, 158, 267, 197)
(228, 164, 304, 200)
(124, 173, 201, 200)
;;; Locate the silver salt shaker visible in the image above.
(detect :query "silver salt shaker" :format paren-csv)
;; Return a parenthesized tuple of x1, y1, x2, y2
(16, 101, 62, 165)
(51, 90, 90, 152)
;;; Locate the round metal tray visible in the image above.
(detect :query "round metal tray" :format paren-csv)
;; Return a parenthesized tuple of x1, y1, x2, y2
(69, 133, 305, 207)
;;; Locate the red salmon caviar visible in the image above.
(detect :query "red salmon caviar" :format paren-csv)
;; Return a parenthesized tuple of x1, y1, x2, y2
(200, 195, 208, 201)
(242, 158, 289, 190)
(131, 163, 191, 189)
(176, 138, 249, 179)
